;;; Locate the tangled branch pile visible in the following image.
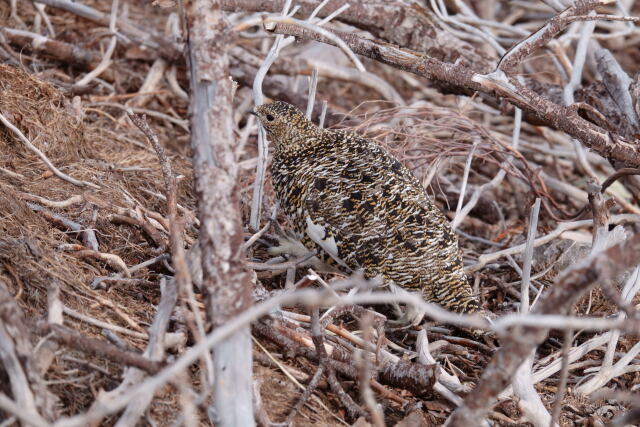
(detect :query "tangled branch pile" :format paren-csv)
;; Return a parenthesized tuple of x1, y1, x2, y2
(1, 0, 640, 426)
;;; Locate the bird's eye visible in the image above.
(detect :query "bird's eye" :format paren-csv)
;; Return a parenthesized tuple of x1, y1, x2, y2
(266, 114, 275, 122)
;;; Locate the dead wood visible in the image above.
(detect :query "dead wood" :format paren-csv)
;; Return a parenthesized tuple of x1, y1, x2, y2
(221, 0, 490, 67)
(186, 0, 253, 424)
(267, 21, 640, 169)
(36, 323, 164, 374)
(448, 232, 640, 425)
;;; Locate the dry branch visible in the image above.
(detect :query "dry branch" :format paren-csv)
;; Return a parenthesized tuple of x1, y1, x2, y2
(0, 283, 57, 422)
(186, 0, 253, 425)
(448, 232, 640, 425)
(114, 278, 179, 426)
(33, 0, 182, 60)
(266, 21, 640, 169)
(37, 323, 164, 374)
(256, 314, 439, 400)
(497, 0, 607, 73)
(0, 27, 115, 80)
(221, 0, 489, 67)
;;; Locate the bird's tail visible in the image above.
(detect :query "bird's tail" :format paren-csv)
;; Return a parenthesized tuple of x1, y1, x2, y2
(431, 279, 481, 314)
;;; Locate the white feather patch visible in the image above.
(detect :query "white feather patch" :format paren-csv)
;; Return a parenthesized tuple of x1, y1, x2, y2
(305, 216, 349, 268)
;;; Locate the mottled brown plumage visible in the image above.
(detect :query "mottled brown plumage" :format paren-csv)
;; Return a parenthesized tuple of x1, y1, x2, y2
(254, 101, 480, 317)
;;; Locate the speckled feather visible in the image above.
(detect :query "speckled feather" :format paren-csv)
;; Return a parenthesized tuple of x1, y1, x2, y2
(254, 101, 479, 314)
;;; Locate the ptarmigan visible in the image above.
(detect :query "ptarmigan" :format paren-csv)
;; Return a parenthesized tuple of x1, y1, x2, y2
(253, 101, 480, 319)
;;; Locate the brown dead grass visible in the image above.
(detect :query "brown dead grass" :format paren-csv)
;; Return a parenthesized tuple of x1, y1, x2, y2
(0, 64, 192, 416)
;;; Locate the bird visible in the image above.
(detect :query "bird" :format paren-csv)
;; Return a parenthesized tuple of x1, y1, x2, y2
(253, 101, 480, 321)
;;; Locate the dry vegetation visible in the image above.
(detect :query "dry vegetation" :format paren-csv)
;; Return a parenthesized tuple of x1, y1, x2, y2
(1, 0, 640, 426)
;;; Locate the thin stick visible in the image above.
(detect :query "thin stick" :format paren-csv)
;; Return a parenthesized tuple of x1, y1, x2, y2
(242, 219, 272, 251)
(469, 214, 640, 272)
(497, 0, 607, 73)
(318, 100, 328, 128)
(521, 198, 540, 314)
(563, 12, 599, 180)
(250, 0, 292, 229)
(0, 394, 48, 427)
(316, 4, 350, 26)
(357, 314, 384, 427)
(310, 307, 365, 419)
(510, 199, 550, 427)
(253, 336, 346, 425)
(63, 306, 147, 340)
(38, 324, 164, 374)
(18, 193, 84, 209)
(75, 0, 119, 87)
(452, 106, 521, 229)
(263, 16, 366, 72)
(114, 277, 178, 426)
(453, 141, 478, 229)
(306, 67, 319, 119)
(549, 328, 572, 427)
(285, 365, 325, 424)
(308, 0, 331, 21)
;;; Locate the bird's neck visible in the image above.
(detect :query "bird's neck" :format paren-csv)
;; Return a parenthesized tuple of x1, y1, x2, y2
(272, 128, 326, 158)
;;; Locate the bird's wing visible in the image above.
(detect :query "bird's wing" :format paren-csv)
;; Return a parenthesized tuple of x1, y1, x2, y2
(300, 166, 392, 274)
(304, 214, 350, 269)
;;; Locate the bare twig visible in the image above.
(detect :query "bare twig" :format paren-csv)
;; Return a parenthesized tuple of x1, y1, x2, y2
(18, 193, 84, 209)
(453, 141, 478, 229)
(469, 214, 640, 272)
(310, 307, 366, 419)
(285, 365, 325, 424)
(521, 198, 540, 314)
(447, 232, 640, 425)
(497, 0, 608, 73)
(356, 314, 384, 427)
(306, 67, 319, 120)
(33, 0, 182, 60)
(266, 19, 640, 168)
(601, 168, 640, 193)
(249, 0, 292, 229)
(114, 278, 179, 426)
(37, 324, 164, 375)
(0, 393, 48, 427)
(0, 285, 48, 422)
(27, 202, 99, 251)
(75, 0, 119, 87)
(60, 244, 130, 277)
(549, 328, 572, 427)
(263, 17, 366, 72)
(511, 197, 552, 427)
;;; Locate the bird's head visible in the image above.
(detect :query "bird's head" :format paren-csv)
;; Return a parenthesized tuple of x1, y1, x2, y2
(252, 101, 320, 152)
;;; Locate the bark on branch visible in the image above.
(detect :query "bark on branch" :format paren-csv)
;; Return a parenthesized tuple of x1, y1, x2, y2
(221, 0, 486, 67)
(186, 1, 254, 425)
(267, 21, 640, 169)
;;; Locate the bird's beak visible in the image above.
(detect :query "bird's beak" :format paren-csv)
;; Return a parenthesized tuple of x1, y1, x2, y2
(249, 110, 258, 117)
